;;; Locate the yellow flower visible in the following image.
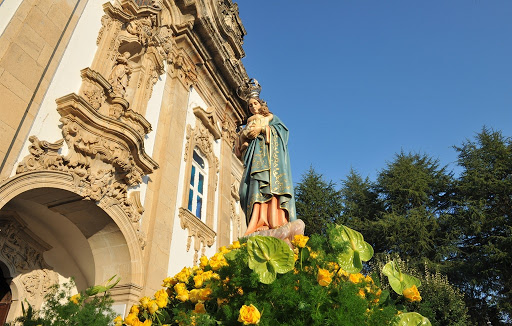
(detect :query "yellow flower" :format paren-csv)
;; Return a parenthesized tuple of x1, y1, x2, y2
(193, 274, 204, 288)
(230, 240, 241, 249)
(147, 300, 159, 314)
(199, 256, 209, 268)
(364, 275, 374, 283)
(309, 250, 319, 259)
(69, 293, 80, 305)
(175, 267, 192, 283)
(143, 320, 152, 326)
(403, 285, 422, 302)
(358, 288, 366, 298)
(174, 283, 189, 302)
(194, 302, 206, 314)
(294, 253, 298, 262)
(327, 262, 339, 270)
(291, 235, 309, 248)
(114, 316, 123, 326)
(162, 276, 176, 288)
(219, 246, 231, 254)
(189, 289, 201, 303)
(317, 268, 333, 287)
(217, 297, 228, 306)
(124, 313, 139, 326)
(238, 304, 261, 325)
(130, 305, 140, 315)
(209, 252, 228, 271)
(349, 273, 364, 284)
(154, 289, 168, 308)
(139, 296, 151, 308)
(199, 287, 212, 301)
(337, 268, 349, 278)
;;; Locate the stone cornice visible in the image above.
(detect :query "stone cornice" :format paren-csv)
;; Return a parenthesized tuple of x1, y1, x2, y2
(193, 106, 221, 140)
(56, 93, 158, 174)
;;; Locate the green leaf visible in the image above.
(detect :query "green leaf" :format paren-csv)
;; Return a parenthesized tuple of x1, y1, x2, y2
(382, 261, 421, 294)
(247, 236, 294, 284)
(393, 312, 431, 326)
(224, 250, 237, 261)
(329, 224, 374, 273)
(85, 275, 120, 296)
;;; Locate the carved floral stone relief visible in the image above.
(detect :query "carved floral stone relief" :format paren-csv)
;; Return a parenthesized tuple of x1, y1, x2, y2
(0, 212, 58, 308)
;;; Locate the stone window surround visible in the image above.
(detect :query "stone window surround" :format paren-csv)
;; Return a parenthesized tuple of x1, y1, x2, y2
(179, 106, 221, 262)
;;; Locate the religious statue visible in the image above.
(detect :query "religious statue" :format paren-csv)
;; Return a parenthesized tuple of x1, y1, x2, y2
(109, 52, 132, 98)
(235, 97, 297, 236)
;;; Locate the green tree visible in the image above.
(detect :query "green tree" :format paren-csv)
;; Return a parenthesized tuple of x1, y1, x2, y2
(373, 152, 454, 270)
(340, 169, 384, 252)
(295, 166, 343, 236)
(449, 127, 512, 324)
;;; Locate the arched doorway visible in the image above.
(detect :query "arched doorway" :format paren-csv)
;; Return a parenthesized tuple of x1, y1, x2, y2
(0, 170, 145, 321)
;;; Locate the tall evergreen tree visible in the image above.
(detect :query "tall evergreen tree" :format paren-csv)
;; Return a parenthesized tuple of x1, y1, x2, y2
(374, 152, 454, 270)
(295, 166, 343, 235)
(449, 128, 512, 324)
(340, 169, 384, 252)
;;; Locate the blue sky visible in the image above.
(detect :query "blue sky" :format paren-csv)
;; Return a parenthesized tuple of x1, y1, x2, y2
(236, 1, 512, 185)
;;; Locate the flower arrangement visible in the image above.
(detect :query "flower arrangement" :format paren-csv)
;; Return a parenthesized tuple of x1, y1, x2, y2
(116, 224, 431, 326)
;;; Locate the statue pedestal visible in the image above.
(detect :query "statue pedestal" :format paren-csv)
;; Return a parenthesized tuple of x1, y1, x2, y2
(243, 219, 305, 248)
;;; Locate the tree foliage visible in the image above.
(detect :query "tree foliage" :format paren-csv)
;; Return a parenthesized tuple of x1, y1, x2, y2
(296, 128, 511, 323)
(295, 167, 343, 236)
(448, 127, 512, 324)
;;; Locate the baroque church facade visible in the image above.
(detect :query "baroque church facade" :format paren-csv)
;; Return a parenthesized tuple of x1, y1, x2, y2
(0, 0, 250, 321)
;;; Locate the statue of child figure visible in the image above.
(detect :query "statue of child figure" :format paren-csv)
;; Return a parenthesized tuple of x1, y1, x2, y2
(239, 112, 271, 153)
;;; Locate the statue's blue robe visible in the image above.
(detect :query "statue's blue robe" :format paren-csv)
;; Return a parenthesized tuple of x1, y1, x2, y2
(239, 115, 296, 225)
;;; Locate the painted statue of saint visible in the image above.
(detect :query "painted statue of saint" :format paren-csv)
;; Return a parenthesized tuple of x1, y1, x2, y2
(235, 98, 296, 236)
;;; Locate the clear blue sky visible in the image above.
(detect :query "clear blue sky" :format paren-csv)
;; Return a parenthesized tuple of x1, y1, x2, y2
(236, 1, 512, 185)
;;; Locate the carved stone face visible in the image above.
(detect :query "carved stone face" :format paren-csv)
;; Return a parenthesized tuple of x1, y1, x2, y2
(248, 98, 261, 115)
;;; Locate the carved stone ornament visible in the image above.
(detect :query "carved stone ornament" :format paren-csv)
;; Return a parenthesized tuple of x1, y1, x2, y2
(0, 211, 52, 274)
(169, 50, 198, 88)
(93, 0, 167, 116)
(179, 207, 216, 265)
(16, 94, 158, 249)
(80, 67, 152, 137)
(222, 118, 237, 147)
(19, 269, 59, 306)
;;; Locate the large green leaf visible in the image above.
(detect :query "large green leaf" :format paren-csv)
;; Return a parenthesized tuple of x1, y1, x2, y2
(393, 312, 431, 326)
(329, 225, 374, 273)
(247, 236, 294, 284)
(382, 261, 421, 295)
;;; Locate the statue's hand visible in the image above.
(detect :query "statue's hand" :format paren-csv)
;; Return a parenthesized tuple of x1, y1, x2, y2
(247, 127, 262, 139)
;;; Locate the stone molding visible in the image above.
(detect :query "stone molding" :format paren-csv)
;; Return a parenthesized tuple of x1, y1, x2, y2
(178, 207, 216, 264)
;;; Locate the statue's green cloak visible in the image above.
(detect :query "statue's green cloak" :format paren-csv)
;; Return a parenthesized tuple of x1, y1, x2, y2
(239, 115, 296, 224)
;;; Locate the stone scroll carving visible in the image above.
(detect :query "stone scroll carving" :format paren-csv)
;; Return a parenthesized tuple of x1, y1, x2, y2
(16, 94, 158, 249)
(179, 208, 216, 265)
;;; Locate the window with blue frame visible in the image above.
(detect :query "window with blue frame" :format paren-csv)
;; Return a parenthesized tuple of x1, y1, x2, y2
(188, 150, 207, 219)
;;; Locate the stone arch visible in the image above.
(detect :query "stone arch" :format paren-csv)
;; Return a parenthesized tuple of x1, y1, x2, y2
(0, 170, 144, 318)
